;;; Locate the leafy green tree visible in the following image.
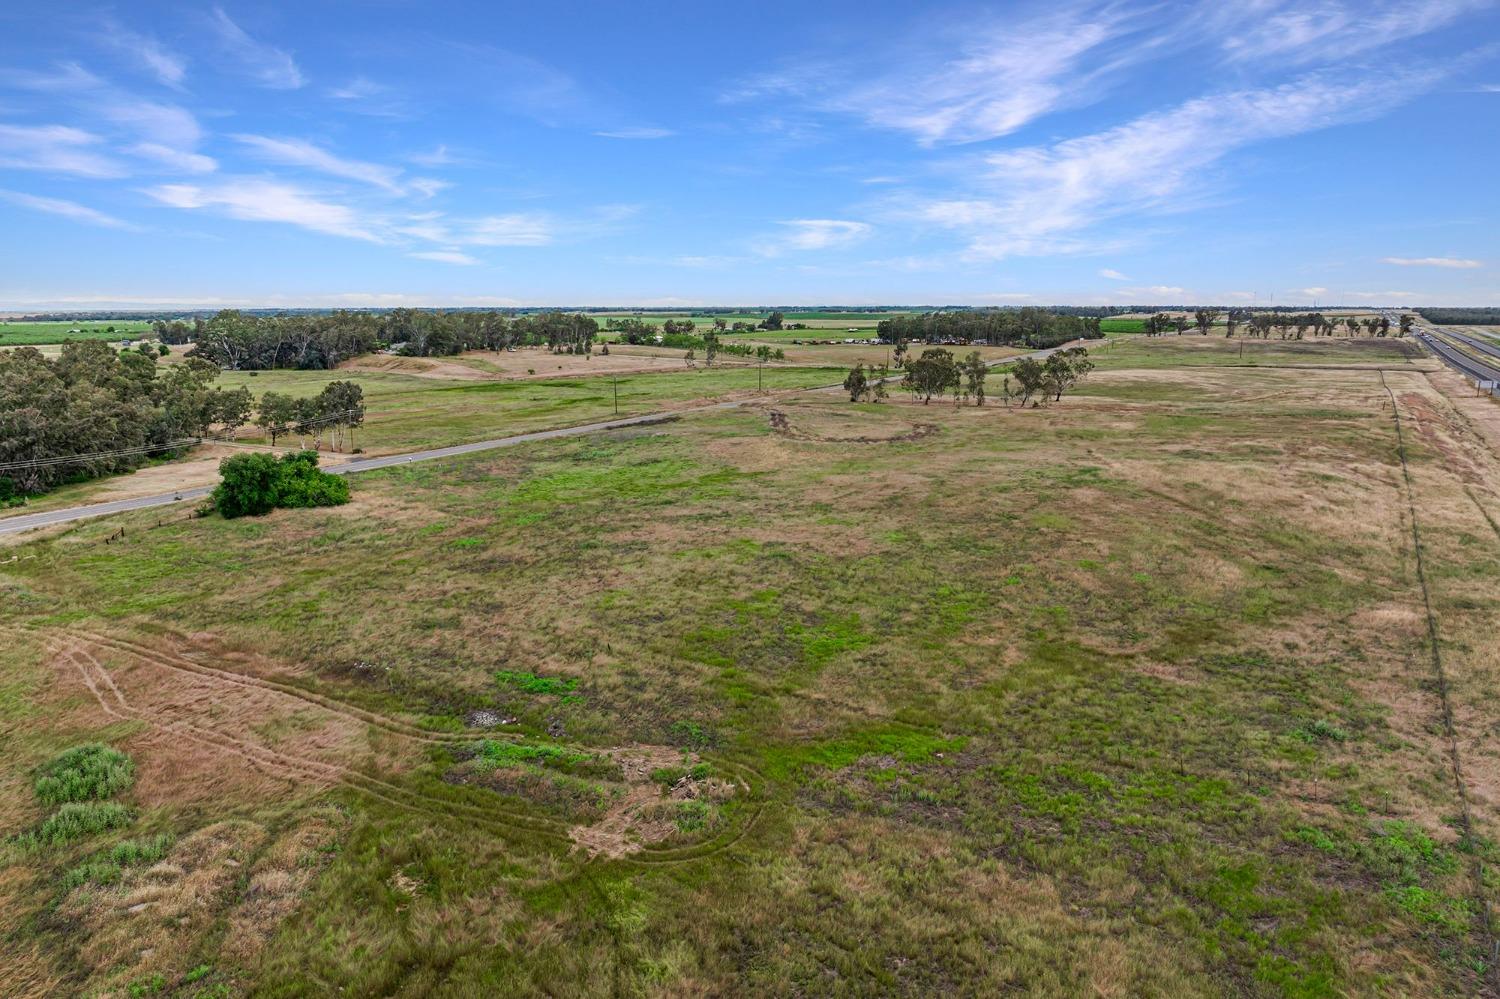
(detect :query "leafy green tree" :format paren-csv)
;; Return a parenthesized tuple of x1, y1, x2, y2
(758, 311, 785, 331)
(257, 392, 299, 446)
(212, 450, 349, 518)
(215, 386, 254, 440)
(1041, 348, 1094, 402)
(212, 452, 282, 518)
(902, 348, 959, 404)
(1010, 357, 1046, 405)
(1194, 309, 1220, 335)
(962, 351, 988, 405)
(844, 364, 869, 402)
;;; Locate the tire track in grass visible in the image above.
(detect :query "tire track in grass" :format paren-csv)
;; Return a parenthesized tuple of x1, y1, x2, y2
(21, 626, 769, 864)
(63, 627, 775, 863)
(31, 632, 568, 838)
(1377, 370, 1498, 989)
(65, 628, 498, 747)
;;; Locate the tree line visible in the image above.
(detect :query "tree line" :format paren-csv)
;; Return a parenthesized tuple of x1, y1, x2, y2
(844, 347, 1094, 407)
(0, 342, 253, 498)
(1417, 308, 1500, 326)
(876, 309, 1105, 349)
(168, 308, 604, 371)
(1141, 310, 1412, 338)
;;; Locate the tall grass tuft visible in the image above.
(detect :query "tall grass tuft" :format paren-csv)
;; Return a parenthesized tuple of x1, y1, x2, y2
(23, 802, 133, 848)
(34, 744, 134, 806)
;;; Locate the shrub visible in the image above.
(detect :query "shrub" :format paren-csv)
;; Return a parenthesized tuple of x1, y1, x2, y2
(35, 744, 134, 806)
(213, 450, 349, 518)
(212, 452, 281, 517)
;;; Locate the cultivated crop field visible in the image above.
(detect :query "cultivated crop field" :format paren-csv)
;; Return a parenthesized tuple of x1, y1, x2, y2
(0, 320, 153, 346)
(3, 338, 1498, 996)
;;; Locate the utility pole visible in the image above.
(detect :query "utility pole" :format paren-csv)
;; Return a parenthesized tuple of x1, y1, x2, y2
(613, 376, 619, 415)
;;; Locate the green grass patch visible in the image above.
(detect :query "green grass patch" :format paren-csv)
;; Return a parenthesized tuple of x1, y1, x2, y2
(34, 744, 135, 806)
(495, 670, 579, 695)
(21, 801, 133, 848)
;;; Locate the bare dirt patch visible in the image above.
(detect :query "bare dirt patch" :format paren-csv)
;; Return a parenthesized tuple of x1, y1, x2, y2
(567, 745, 735, 858)
(765, 407, 938, 444)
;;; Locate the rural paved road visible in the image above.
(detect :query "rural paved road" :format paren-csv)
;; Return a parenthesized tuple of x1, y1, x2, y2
(0, 342, 1081, 538)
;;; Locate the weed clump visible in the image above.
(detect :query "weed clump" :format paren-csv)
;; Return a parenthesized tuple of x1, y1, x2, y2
(35, 744, 135, 806)
(26, 802, 132, 848)
(495, 670, 579, 696)
(1291, 718, 1348, 744)
(59, 833, 174, 890)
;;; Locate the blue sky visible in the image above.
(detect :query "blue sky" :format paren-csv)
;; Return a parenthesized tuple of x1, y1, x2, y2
(1, 0, 1498, 309)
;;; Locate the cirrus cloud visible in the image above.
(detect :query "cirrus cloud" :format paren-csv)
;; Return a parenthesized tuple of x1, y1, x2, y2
(1382, 256, 1481, 268)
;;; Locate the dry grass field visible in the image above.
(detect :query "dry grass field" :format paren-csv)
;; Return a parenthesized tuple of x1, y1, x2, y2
(2, 337, 1498, 996)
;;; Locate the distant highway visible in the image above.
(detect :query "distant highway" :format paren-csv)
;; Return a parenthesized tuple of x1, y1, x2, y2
(1436, 326, 1500, 365)
(1413, 328, 1500, 386)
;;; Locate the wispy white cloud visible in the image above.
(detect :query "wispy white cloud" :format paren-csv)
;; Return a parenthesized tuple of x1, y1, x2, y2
(728, 4, 1137, 145)
(1215, 0, 1486, 64)
(209, 7, 304, 89)
(232, 135, 433, 196)
(127, 142, 217, 174)
(408, 250, 479, 265)
(0, 189, 134, 229)
(1301, 286, 1329, 297)
(1382, 255, 1481, 268)
(100, 100, 202, 149)
(409, 145, 463, 168)
(462, 214, 554, 246)
(1126, 285, 1187, 298)
(595, 127, 674, 139)
(0, 123, 125, 178)
(101, 21, 188, 88)
(756, 218, 872, 256)
(1, 64, 211, 175)
(328, 76, 385, 101)
(1099, 268, 1131, 280)
(0, 62, 103, 93)
(890, 68, 1447, 258)
(145, 178, 379, 242)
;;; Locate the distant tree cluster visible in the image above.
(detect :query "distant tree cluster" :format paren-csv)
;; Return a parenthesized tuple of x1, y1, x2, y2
(877, 309, 1104, 349)
(0, 342, 253, 497)
(1142, 311, 1403, 339)
(1417, 308, 1500, 325)
(180, 309, 601, 371)
(212, 450, 349, 518)
(874, 347, 1093, 408)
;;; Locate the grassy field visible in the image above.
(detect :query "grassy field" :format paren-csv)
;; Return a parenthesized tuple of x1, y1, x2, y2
(1085, 334, 1426, 370)
(0, 321, 154, 346)
(3, 337, 1498, 996)
(218, 364, 846, 454)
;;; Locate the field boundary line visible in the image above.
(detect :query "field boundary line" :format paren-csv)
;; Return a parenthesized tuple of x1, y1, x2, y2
(1377, 369, 1497, 990)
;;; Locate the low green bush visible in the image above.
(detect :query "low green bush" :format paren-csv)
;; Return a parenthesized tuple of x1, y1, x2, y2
(213, 450, 349, 518)
(35, 744, 134, 806)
